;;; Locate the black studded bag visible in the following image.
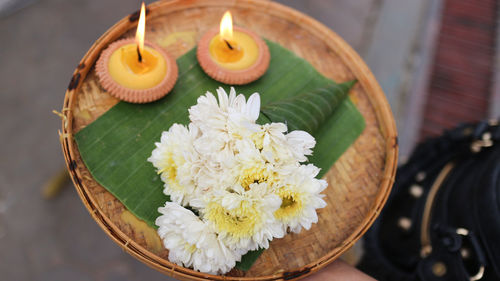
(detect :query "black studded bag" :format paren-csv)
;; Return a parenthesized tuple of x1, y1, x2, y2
(358, 119, 500, 281)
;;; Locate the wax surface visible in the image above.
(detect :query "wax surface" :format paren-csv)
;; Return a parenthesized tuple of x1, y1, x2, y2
(209, 31, 259, 71)
(108, 44, 167, 89)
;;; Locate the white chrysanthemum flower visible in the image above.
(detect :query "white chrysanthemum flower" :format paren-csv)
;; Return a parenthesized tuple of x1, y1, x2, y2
(148, 124, 201, 205)
(273, 164, 327, 233)
(156, 202, 242, 274)
(286, 130, 316, 162)
(250, 123, 315, 164)
(189, 149, 236, 194)
(189, 87, 261, 154)
(192, 183, 284, 252)
(250, 122, 296, 164)
(230, 139, 281, 190)
(188, 90, 225, 135)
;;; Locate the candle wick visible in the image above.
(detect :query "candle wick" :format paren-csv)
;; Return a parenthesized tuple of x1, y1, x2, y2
(137, 46, 143, 63)
(224, 39, 234, 50)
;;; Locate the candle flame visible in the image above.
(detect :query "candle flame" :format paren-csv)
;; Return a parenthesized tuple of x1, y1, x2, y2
(135, 2, 146, 59)
(220, 11, 233, 42)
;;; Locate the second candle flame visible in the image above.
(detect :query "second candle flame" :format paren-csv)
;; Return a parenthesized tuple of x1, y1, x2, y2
(135, 2, 146, 60)
(220, 11, 233, 42)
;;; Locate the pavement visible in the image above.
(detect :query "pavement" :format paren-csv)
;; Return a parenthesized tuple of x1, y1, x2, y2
(0, 0, 436, 280)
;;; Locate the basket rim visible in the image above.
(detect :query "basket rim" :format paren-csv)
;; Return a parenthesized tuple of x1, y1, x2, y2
(60, 0, 398, 280)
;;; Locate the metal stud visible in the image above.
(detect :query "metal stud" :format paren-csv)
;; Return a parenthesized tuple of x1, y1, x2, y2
(432, 262, 447, 277)
(456, 228, 469, 236)
(482, 132, 492, 141)
(471, 142, 482, 153)
(409, 184, 423, 198)
(415, 171, 426, 182)
(460, 248, 470, 259)
(398, 217, 412, 231)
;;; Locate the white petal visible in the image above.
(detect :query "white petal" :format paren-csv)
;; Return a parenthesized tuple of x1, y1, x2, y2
(216, 87, 229, 111)
(246, 93, 261, 121)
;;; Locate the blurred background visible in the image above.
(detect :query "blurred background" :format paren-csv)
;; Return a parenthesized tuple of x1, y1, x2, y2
(0, 0, 498, 280)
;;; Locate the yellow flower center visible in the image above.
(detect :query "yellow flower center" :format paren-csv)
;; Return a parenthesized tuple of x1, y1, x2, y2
(274, 187, 303, 220)
(158, 150, 184, 191)
(206, 201, 261, 238)
(184, 242, 197, 254)
(232, 132, 243, 140)
(250, 132, 264, 150)
(238, 167, 275, 190)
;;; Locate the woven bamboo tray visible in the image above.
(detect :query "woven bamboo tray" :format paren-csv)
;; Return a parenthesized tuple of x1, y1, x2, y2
(59, 0, 398, 280)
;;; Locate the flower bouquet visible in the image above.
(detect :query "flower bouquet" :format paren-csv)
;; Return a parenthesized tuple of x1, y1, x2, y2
(149, 87, 327, 274)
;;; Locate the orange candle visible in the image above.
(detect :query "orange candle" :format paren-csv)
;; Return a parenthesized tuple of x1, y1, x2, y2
(96, 2, 178, 103)
(197, 11, 270, 85)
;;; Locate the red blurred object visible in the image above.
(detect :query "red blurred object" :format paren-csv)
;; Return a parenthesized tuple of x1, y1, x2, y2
(421, 0, 497, 138)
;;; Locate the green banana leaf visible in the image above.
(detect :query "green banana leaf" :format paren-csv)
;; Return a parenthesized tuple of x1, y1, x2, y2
(74, 40, 365, 271)
(260, 81, 356, 135)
